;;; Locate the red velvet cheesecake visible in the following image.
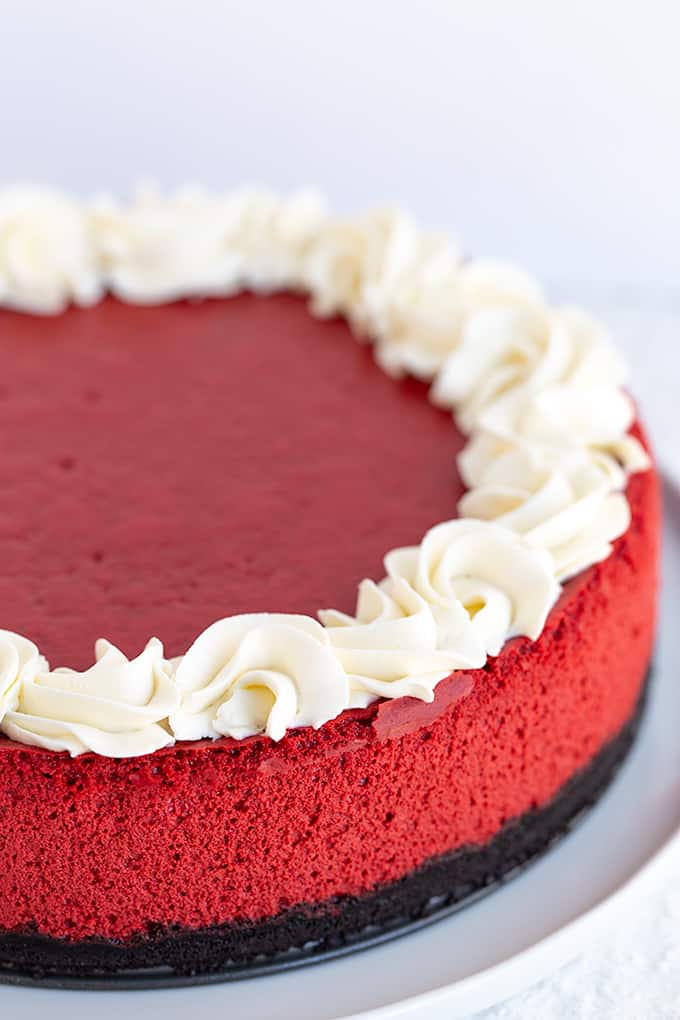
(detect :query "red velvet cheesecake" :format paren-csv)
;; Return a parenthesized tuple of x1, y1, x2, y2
(0, 190, 659, 983)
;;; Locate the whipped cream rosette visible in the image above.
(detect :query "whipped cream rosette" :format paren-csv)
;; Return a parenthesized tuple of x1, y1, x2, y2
(0, 638, 177, 757)
(0, 188, 101, 314)
(170, 615, 348, 743)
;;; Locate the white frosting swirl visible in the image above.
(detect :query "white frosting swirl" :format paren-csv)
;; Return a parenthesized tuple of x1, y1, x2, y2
(432, 305, 629, 435)
(0, 631, 45, 723)
(303, 209, 466, 378)
(459, 430, 649, 491)
(304, 210, 547, 381)
(91, 188, 245, 304)
(92, 186, 328, 304)
(0, 188, 101, 314)
(169, 615, 349, 742)
(472, 383, 648, 491)
(225, 188, 328, 292)
(320, 577, 485, 705)
(459, 444, 633, 580)
(384, 520, 560, 657)
(0, 638, 178, 757)
(455, 259, 544, 309)
(373, 258, 544, 380)
(304, 209, 432, 320)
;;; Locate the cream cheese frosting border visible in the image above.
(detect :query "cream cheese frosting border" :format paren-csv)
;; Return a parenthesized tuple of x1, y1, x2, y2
(0, 186, 651, 757)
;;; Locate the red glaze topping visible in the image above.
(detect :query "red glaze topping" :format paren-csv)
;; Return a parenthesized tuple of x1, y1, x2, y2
(0, 294, 464, 668)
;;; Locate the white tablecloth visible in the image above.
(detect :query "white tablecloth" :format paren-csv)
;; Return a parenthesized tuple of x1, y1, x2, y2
(477, 301, 680, 1019)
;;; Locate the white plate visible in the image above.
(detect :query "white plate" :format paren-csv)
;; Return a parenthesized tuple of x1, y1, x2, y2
(4, 479, 679, 1020)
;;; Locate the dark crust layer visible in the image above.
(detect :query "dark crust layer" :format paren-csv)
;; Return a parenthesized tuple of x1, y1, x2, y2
(0, 668, 650, 989)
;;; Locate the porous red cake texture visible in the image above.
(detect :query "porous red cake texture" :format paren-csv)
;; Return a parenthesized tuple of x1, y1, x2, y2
(0, 296, 659, 942)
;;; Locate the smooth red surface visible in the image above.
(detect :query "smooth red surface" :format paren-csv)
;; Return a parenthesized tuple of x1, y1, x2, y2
(0, 294, 464, 669)
(0, 296, 660, 941)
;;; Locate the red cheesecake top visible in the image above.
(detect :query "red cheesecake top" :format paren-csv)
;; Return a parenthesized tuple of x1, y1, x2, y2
(0, 293, 465, 669)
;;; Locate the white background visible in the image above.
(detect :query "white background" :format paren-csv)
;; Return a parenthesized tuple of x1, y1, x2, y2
(0, 0, 679, 295)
